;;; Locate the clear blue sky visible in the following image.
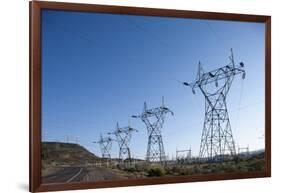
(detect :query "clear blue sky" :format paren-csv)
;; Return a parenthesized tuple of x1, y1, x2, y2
(41, 9, 265, 159)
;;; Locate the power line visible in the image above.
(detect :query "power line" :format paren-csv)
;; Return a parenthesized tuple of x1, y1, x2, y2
(203, 20, 230, 52)
(46, 20, 108, 51)
(122, 16, 171, 48)
(233, 78, 245, 133)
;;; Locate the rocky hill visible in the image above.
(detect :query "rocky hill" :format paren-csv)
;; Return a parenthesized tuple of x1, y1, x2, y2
(42, 142, 99, 169)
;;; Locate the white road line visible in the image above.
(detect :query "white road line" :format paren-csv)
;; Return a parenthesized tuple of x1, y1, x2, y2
(66, 168, 83, 183)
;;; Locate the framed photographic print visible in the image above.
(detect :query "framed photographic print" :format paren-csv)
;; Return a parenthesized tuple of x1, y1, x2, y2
(30, 1, 271, 192)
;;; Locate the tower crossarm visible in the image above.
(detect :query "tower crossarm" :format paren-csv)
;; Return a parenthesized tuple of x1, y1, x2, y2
(186, 64, 245, 90)
(132, 105, 174, 119)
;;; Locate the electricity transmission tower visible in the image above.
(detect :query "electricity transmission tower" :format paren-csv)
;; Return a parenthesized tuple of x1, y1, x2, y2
(183, 49, 246, 160)
(132, 97, 174, 163)
(93, 134, 114, 159)
(108, 122, 137, 162)
(238, 145, 250, 156)
(176, 148, 192, 160)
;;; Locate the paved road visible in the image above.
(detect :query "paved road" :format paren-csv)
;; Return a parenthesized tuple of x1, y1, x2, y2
(42, 166, 126, 184)
(83, 167, 126, 182)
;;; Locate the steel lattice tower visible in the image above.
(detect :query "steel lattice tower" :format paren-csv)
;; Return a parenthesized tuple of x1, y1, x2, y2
(108, 122, 137, 162)
(132, 97, 174, 163)
(93, 134, 114, 159)
(183, 49, 246, 160)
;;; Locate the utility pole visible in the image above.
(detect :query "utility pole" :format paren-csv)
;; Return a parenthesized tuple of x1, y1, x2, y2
(108, 122, 137, 163)
(182, 49, 246, 161)
(132, 97, 174, 163)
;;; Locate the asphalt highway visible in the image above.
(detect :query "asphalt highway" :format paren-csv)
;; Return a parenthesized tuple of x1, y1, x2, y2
(42, 166, 125, 184)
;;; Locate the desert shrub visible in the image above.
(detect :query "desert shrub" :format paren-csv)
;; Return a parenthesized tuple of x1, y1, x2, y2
(165, 166, 177, 175)
(202, 169, 212, 174)
(171, 166, 180, 174)
(133, 163, 146, 172)
(192, 165, 202, 174)
(209, 164, 224, 173)
(162, 165, 193, 176)
(210, 167, 220, 173)
(116, 164, 123, 170)
(237, 164, 249, 172)
(202, 164, 211, 169)
(179, 167, 192, 175)
(222, 164, 236, 173)
(247, 160, 264, 172)
(124, 165, 137, 172)
(147, 166, 166, 177)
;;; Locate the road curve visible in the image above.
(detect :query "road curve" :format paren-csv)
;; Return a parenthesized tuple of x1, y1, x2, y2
(42, 167, 86, 184)
(42, 166, 126, 184)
